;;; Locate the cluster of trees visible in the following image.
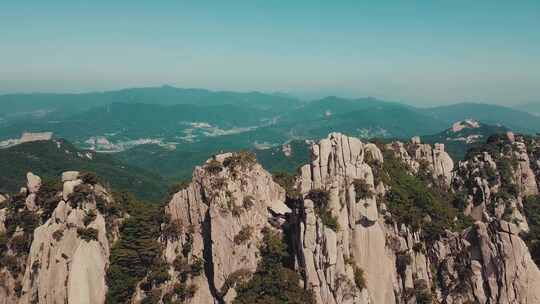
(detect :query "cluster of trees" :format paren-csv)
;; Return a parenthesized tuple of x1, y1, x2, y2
(523, 195, 540, 267)
(381, 151, 472, 241)
(105, 193, 164, 303)
(306, 189, 340, 231)
(233, 228, 315, 304)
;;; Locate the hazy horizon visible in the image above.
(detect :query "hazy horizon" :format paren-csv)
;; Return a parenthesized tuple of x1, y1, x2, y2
(2, 1, 539, 106)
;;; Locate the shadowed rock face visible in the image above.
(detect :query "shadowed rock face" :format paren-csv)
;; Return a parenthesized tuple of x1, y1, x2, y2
(2, 132, 540, 304)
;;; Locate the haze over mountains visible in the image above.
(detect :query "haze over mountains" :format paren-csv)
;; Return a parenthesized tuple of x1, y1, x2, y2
(2, 85, 540, 183)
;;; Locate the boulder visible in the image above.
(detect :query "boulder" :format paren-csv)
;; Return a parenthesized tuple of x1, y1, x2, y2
(26, 172, 41, 193)
(62, 171, 80, 182)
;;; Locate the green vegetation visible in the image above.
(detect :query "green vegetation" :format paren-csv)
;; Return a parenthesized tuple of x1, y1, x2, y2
(36, 177, 63, 221)
(242, 195, 255, 209)
(353, 266, 366, 291)
(168, 253, 203, 302)
(0, 140, 167, 202)
(77, 227, 99, 242)
(205, 159, 223, 174)
(306, 189, 340, 232)
(381, 151, 470, 240)
(52, 229, 64, 242)
(233, 228, 315, 304)
(69, 184, 93, 207)
(272, 171, 302, 203)
(81, 172, 99, 185)
(353, 178, 373, 201)
(415, 289, 433, 304)
(523, 195, 540, 267)
(223, 151, 257, 172)
(83, 210, 97, 226)
(105, 195, 164, 304)
(167, 180, 191, 198)
(234, 226, 254, 245)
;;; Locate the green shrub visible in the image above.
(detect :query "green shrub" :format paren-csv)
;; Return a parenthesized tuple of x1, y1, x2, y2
(353, 266, 366, 291)
(0, 233, 7, 251)
(307, 189, 340, 232)
(77, 227, 99, 242)
(52, 229, 64, 242)
(0, 254, 20, 274)
(233, 228, 315, 304)
(190, 256, 204, 276)
(81, 172, 99, 185)
(173, 282, 198, 302)
(147, 262, 170, 286)
(37, 178, 62, 221)
(83, 210, 97, 226)
(353, 178, 373, 201)
(272, 171, 302, 201)
(242, 195, 255, 209)
(223, 151, 257, 171)
(221, 269, 252, 296)
(412, 242, 424, 253)
(69, 184, 93, 207)
(523, 195, 540, 267)
(416, 289, 433, 304)
(396, 253, 412, 274)
(168, 180, 190, 196)
(11, 234, 32, 254)
(205, 160, 223, 174)
(381, 152, 459, 235)
(105, 198, 163, 304)
(234, 226, 253, 245)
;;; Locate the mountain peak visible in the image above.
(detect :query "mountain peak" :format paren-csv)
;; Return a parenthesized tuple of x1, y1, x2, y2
(451, 119, 480, 132)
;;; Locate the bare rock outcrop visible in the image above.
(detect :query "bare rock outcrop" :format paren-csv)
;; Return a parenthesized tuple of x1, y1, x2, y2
(156, 151, 290, 303)
(0, 172, 123, 304)
(296, 133, 405, 304)
(3, 132, 540, 304)
(452, 134, 539, 229)
(296, 132, 540, 304)
(432, 220, 540, 303)
(387, 137, 454, 187)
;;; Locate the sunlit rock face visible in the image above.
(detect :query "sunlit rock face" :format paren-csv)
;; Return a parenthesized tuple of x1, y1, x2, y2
(158, 151, 290, 303)
(296, 133, 399, 304)
(2, 132, 540, 304)
(0, 172, 122, 304)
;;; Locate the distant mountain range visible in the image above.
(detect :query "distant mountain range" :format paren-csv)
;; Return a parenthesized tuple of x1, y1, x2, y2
(2, 86, 540, 181)
(422, 119, 509, 160)
(515, 102, 540, 116)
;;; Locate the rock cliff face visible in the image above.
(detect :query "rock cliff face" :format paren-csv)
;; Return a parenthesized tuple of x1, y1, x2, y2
(2, 131, 540, 304)
(154, 151, 291, 303)
(0, 172, 123, 304)
(388, 137, 454, 187)
(452, 133, 538, 226)
(295, 133, 431, 304)
(432, 221, 540, 304)
(293, 132, 540, 304)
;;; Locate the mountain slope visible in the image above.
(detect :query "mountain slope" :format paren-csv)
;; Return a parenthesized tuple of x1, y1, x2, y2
(277, 97, 447, 138)
(3, 132, 540, 303)
(422, 119, 509, 159)
(0, 139, 167, 201)
(515, 101, 540, 116)
(423, 102, 540, 133)
(0, 86, 301, 124)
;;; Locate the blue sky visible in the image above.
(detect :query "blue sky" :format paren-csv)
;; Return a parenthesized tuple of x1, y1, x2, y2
(1, 1, 539, 105)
